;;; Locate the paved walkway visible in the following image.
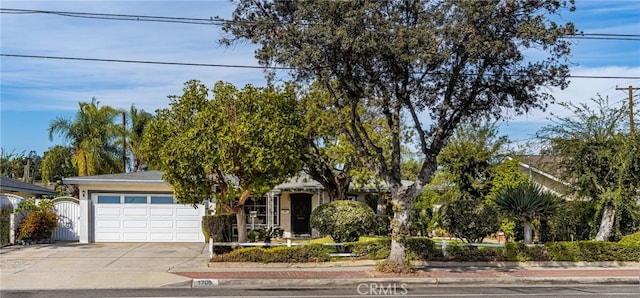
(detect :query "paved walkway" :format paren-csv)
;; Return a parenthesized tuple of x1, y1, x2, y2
(1, 242, 638, 290)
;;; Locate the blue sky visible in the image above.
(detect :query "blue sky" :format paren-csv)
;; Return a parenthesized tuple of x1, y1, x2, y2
(1, 0, 639, 157)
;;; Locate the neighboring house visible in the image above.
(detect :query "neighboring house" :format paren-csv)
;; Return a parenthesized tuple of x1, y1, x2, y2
(1, 176, 59, 245)
(0, 175, 58, 210)
(509, 155, 574, 199)
(63, 171, 393, 243)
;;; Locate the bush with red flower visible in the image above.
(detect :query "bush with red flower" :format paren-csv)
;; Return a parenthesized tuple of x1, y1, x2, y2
(16, 199, 58, 242)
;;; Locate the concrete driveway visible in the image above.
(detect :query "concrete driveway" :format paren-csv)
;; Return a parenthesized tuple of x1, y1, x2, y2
(0, 242, 210, 290)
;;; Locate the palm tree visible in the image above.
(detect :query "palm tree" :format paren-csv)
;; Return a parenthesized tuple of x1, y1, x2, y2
(494, 182, 560, 244)
(49, 98, 121, 176)
(126, 105, 154, 172)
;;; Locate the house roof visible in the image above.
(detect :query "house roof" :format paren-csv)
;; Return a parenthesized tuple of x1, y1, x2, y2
(63, 171, 408, 194)
(63, 170, 169, 186)
(273, 174, 324, 192)
(0, 176, 58, 195)
(513, 155, 565, 178)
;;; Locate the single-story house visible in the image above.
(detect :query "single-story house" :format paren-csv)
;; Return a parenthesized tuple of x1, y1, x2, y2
(509, 155, 574, 198)
(63, 171, 392, 243)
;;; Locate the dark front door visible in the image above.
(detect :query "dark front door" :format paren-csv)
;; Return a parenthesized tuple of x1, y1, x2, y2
(290, 194, 312, 236)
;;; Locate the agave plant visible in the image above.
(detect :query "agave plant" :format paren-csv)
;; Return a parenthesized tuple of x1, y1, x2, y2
(495, 182, 560, 244)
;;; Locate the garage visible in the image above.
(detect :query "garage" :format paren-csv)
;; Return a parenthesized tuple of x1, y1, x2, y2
(64, 171, 207, 243)
(93, 194, 204, 242)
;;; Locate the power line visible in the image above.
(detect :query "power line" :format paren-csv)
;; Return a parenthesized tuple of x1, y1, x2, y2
(0, 53, 291, 70)
(1, 8, 639, 41)
(3, 53, 639, 80)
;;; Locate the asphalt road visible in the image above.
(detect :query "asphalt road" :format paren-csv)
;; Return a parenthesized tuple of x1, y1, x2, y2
(2, 285, 640, 298)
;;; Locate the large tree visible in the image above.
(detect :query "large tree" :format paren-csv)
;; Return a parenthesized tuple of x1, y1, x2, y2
(438, 121, 508, 203)
(494, 182, 560, 244)
(126, 105, 154, 172)
(223, 0, 574, 269)
(540, 96, 640, 241)
(140, 80, 305, 243)
(299, 84, 355, 201)
(48, 98, 122, 176)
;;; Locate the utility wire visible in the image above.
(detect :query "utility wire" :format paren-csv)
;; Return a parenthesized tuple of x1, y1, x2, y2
(3, 53, 639, 80)
(1, 8, 639, 41)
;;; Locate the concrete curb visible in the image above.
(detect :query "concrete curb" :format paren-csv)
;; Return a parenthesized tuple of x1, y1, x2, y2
(186, 276, 640, 289)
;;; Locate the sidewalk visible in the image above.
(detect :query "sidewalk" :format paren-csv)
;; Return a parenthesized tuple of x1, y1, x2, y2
(1, 243, 638, 290)
(171, 261, 640, 288)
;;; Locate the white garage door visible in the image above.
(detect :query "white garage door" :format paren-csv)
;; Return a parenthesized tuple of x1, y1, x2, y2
(94, 194, 205, 242)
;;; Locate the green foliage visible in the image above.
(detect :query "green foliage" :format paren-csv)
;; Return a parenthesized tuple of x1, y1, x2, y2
(438, 121, 508, 202)
(372, 215, 392, 237)
(210, 244, 330, 263)
(546, 241, 640, 262)
(503, 242, 551, 262)
(247, 230, 258, 243)
(410, 189, 437, 236)
(539, 96, 640, 241)
(141, 80, 305, 242)
(344, 238, 391, 260)
(438, 198, 500, 243)
(201, 214, 234, 243)
(310, 200, 377, 243)
(15, 199, 57, 242)
(225, 0, 575, 266)
(619, 231, 640, 245)
(494, 182, 560, 243)
(126, 105, 154, 172)
(500, 218, 517, 242)
(48, 98, 122, 176)
(446, 245, 507, 262)
(406, 238, 440, 261)
(41, 145, 77, 184)
(487, 158, 529, 202)
(546, 200, 598, 241)
(1, 205, 13, 245)
(494, 183, 560, 221)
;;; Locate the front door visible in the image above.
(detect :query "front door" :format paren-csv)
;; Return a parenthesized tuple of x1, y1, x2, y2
(290, 194, 312, 236)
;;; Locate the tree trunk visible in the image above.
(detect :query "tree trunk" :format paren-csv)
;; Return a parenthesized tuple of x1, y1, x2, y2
(387, 195, 411, 266)
(523, 220, 533, 245)
(595, 205, 615, 241)
(235, 207, 247, 243)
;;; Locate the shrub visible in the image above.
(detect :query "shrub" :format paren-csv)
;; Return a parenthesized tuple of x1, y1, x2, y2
(18, 210, 57, 241)
(406, 237, 441, 261)
(546, 200, 597, 241)
(546, 241, 640, 262)
(344, 238, 391, 260)
(438, 198, 500, 243)
(1, 204, 13, 245)
(372, 215, 391, 237)
(619, 231, 640, 245)
(202, 214, 234, 242)
(15, 199, 57, 242)
(445, 245, 506, 262)
(210, 244, 330, 263)
(504, 242, 551, 262)
(310, 200, 376, 243)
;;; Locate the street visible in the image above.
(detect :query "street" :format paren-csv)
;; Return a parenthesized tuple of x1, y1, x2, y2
(2, 285, 639, 298)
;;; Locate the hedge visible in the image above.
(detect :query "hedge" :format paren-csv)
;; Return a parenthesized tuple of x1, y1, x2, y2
(210, 244, 330, 263)
(210, 238, 640, 263)
(619, 232, 640, 246)
(344, 238, 391, 260)
(545, 241, 640, 262)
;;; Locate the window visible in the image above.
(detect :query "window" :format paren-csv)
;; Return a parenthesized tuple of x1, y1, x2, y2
(97, 195, 120, 204)
(150, 196, 174, 204)
(124, 196, 147, 204)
